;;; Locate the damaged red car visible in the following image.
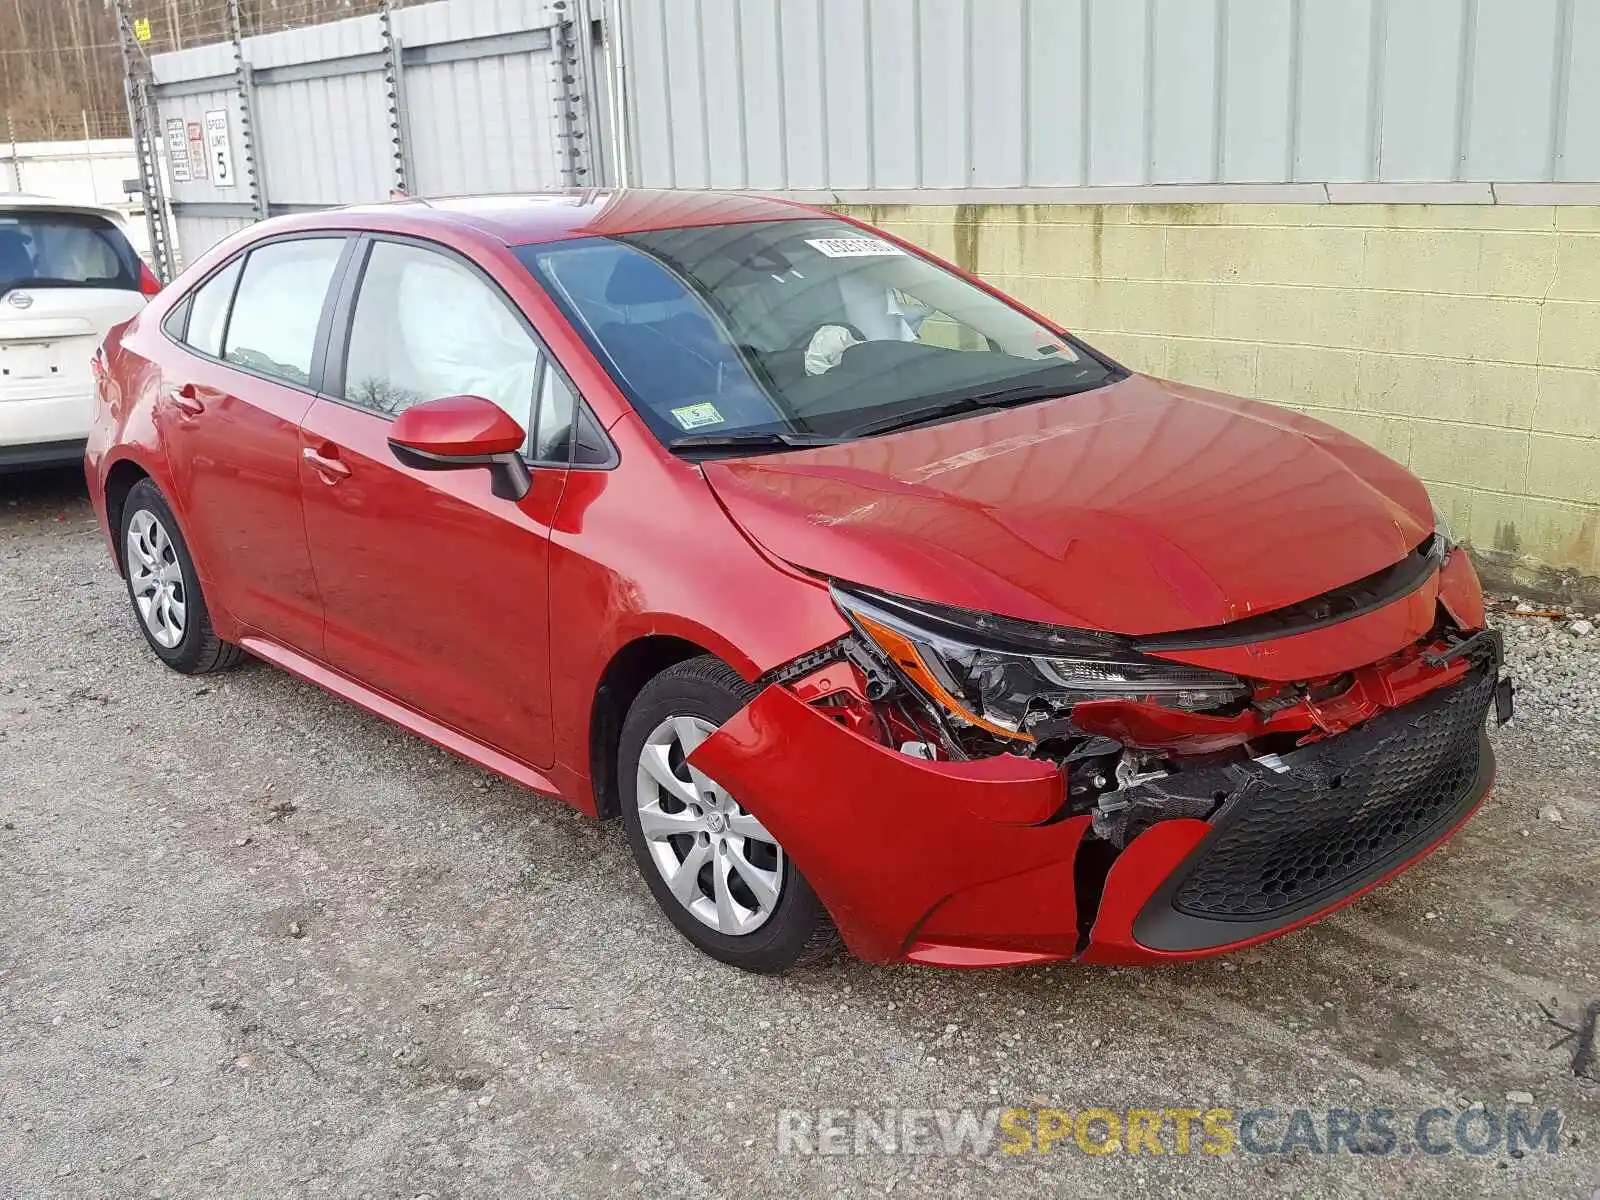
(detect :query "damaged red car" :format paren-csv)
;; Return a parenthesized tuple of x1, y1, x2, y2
(86, 191, 1513, 973)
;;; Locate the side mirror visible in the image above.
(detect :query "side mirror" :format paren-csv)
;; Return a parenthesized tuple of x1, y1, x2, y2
(387, 394, 532, 500)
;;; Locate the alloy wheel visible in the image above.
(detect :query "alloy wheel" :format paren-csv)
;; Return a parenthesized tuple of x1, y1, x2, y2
(126, 509, 187, 649)
(635, 715, 785, 935)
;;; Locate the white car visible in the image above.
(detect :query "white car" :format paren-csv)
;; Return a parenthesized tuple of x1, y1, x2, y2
(1, 195, 157, 471)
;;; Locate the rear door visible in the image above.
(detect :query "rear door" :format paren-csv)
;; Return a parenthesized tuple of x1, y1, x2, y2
(0, 207, 150, 454)
(156, 235, 352, 655)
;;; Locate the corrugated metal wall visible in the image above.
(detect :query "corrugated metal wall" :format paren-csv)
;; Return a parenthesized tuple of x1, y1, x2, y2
(151, 0, 605, 264)
(616, 0, 1600, 190)
(151, 37, 259, 262)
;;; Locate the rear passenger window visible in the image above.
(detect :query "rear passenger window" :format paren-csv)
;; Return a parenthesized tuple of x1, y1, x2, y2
(184, 257, 242, 357)
(222, 238, 345, 387)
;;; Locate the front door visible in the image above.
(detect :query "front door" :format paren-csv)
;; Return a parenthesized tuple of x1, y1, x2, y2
(297, 237, 571, 767)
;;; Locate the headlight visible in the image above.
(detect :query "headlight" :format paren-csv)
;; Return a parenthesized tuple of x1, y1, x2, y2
(832, 585, 1250, 742)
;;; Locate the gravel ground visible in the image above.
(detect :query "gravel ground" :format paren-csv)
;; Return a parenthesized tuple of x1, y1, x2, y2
(2, 468, 1597, 1200)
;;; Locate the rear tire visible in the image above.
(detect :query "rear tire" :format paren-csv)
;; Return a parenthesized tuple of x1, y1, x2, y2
(119, 478, 243, 675)
(619, 655, 839, 972)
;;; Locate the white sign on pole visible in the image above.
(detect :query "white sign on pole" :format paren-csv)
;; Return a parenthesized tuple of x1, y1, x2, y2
(165, 118, 191, 183)
(203, 109, 236, 188)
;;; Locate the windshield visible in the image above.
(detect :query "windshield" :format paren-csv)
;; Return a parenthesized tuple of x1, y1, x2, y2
(515, 218, 1115, 447)
(0, 210, 141, 295)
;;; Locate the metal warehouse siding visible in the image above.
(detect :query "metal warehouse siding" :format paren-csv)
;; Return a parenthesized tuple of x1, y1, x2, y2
(615, 0, 1600, 189)
(245, 16, 392, 207)
(149, 0, 602, 264)
(392, 0, 569, 194)
(405, 42, 559, 194)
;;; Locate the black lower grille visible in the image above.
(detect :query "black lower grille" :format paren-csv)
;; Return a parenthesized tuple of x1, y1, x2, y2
(1169, 669, 1494, 921)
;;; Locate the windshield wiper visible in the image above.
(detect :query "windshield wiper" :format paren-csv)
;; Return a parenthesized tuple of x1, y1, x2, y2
(667, 430, 846, 454)
(840, 378, 1105, 439)
(840, 397, 986, 439)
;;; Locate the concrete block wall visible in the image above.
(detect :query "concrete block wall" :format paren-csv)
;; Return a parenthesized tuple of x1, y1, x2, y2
(841, 203, 1600, 600)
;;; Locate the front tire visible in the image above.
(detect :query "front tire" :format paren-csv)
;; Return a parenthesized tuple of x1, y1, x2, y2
(119, 478, 242, 675)
(619, 656, 838, 972)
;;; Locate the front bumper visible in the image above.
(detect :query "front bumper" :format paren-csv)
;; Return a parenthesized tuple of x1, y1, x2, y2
(689, 666, 1497, 967)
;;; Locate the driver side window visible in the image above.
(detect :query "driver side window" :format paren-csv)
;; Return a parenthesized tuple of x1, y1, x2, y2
(343, 240, 540, 441)
(341, 239, 611, 466)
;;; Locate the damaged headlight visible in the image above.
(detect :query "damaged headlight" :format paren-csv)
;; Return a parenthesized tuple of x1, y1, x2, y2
(1427, 493, 1454, 550)
(832, 585, 1250, 743)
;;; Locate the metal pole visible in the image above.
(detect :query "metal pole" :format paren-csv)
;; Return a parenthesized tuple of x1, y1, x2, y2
(600, 0, 632, 187)
(228, 0, 268, 219)
(84, 110, 100, 203)
(551, 0, 591, 188)
(570, 0, 602, 186)
(114, 0, 175, 279)
(379, 0, 413, 195)
(4, 110, 22, 192)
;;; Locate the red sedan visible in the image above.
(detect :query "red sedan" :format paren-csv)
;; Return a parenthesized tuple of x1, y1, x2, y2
(86, 191, 1510, 972)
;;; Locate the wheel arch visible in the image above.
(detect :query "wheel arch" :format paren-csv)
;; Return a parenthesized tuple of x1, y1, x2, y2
(588, 634, 718, 821)
(103, 457, 153, 569)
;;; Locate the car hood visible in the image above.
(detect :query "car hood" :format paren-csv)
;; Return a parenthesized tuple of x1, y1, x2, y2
(701, 374, 1435, 637)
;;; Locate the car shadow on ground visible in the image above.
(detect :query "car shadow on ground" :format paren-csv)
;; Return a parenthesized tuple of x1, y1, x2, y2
(0, 465, 89, 506)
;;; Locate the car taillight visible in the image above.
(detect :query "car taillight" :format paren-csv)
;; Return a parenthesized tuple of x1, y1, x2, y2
(138, 263, 162, 296)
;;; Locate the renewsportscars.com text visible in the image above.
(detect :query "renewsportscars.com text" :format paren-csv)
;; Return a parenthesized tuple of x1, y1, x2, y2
(775, 1105, 1564, 1158)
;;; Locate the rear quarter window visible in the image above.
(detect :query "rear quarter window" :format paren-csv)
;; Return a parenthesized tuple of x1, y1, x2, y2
(183, 258, 243, 358)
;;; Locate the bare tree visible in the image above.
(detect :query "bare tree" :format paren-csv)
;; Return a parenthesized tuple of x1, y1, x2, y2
(0, 0, 400, 140)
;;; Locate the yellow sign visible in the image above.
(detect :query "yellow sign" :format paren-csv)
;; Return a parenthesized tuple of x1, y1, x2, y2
(133, 17, 152, 43)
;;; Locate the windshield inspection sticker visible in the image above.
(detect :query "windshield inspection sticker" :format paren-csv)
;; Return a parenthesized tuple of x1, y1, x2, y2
(670, 402, 726, 430)
(804, 236, 906, 258)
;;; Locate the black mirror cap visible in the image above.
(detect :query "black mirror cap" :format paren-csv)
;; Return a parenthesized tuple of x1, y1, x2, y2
(387, 441, 532, 501)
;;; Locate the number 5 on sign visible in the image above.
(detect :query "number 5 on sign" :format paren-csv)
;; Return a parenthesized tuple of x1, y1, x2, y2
(203, 109, 236, 188)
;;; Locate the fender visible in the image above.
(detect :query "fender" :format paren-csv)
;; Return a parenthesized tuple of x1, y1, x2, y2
(545, 607, 848, 819)
(689, 685, 1076, 963)
(91, 444, 178, 554)
(92, 401, 249, 642)
(603, 609, 773, 684)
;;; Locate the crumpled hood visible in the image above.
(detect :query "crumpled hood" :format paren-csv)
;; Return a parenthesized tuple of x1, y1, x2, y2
(702, 374, 1434, 637)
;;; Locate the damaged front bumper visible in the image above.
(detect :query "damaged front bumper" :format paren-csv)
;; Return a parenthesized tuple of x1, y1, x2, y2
(689, 662, 1501, 968)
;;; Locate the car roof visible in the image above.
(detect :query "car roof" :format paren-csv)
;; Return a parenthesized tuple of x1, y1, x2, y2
(265, 189, 828, 247)
(0, 193, 131, 226)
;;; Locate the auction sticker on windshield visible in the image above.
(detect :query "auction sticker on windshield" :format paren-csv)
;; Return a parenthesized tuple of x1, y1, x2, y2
(670, 402, 726, 430)
(805, 237, 905, 258)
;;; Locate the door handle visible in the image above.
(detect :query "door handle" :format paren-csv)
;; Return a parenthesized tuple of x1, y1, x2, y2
(168, 382, 204, 416)
(302, 445, 352, 483)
